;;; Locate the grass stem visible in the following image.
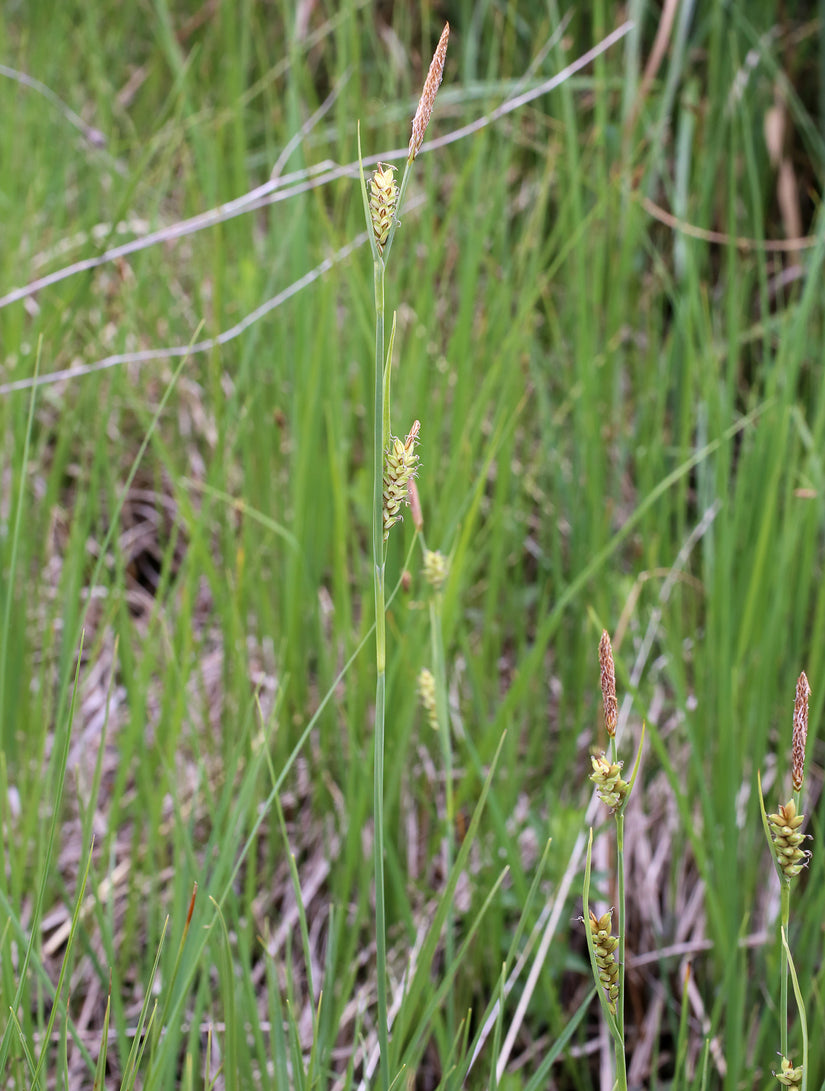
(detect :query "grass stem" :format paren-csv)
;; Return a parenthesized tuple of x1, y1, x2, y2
(371, 234, 390, 1091)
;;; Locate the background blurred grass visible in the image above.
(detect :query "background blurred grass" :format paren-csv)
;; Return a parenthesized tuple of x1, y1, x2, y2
(1, 1, 824, 1088)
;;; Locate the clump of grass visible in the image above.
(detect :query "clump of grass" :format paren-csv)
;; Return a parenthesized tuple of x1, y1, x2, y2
(759, 672, 812, 1089)
(357, 23, 450, 1091)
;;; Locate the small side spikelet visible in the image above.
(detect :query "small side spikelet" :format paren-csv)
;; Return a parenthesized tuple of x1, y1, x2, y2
(408, 23, 450, 162)
(423, 549, 448, 591)
(369, 163, 398, 253)
(588, 910, 620, 1014)
(383, 421, 420, 541)
(775, 1057, 804, 1087)
(590, 753, 629, 812)
(768, 800, 810, 880)
(417, 668, 438, 730)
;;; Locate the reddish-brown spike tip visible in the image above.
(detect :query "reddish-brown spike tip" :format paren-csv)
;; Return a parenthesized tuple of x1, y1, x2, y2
(791, 671, 810, 793)
(408, 23, 450, 161)
(599, 630, 618, 738)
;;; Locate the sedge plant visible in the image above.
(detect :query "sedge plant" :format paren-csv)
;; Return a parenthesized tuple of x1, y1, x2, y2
(758, 672, 812, 1090)
(356, 24, 450, 1091)
(582, 631, 644, 1091)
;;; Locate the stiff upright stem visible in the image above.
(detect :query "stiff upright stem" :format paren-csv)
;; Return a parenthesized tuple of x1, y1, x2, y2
(779, 881, 790, 1059)
(371, 253, 390, 1091)
(610, 736, 628, 1091)
(429, 593, 455, 1047)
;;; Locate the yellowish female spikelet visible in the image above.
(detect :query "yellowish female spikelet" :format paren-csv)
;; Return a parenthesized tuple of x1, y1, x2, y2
(383, 421, 420, 541)
(369, 163, 398, 253)
(599, 630, 618, 738)
(408, 23, 450, 162)
(417, 668, 438, 731)
(590, 753, 629, 812)
(588, 910, 620, 1014)
(768, 799, 810, 880)
(423, 549, 448, 591)
(775, 1056, 804, 1087)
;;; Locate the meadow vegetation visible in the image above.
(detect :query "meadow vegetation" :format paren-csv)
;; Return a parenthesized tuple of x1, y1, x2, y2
(0, 1, 823, 1088)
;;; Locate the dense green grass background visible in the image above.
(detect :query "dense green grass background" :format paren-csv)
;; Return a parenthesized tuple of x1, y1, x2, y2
(1, 1, 824, 1088)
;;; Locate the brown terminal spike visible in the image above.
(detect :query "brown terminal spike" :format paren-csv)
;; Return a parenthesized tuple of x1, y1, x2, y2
(791, 671, 810, 793)
(599, 631, 618, 738)
(408, 23, 450, 162)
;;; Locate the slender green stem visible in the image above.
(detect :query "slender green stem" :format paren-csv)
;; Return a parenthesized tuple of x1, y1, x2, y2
(582, 830, 621, 1044)
(373, 258, 387, 595)
(373, 670, 389, 1091)
(372, 252, 390, 1091)
(781, 926, 808, 1091)
(429, 592, 455, 1047)
(614, 810, 628, 1091)
(608, 735, 628, 1090)
(779, 881, 790, 1059)
(359, 124, 422, 1091)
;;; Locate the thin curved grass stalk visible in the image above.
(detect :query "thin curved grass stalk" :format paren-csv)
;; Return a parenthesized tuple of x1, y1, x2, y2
(582, 831, 623, 1055)
(780, 927, 808, 1091)
(615, 721, 644, 1046)
(759, 772, 793, 1059)
(29, 839, 95, 1086)
(415, 526, 455, 1046)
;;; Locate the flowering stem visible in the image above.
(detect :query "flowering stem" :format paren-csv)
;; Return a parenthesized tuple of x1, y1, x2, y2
(780, 881, 789, 1060)
(357, 28, 449, 1085)
(371, 250, 390, 1091)
(429, 591, 455, 1045)
(609, 736, 626, 1045)
(614, 809, 628, 1090)
(610, 730, 628, 1091)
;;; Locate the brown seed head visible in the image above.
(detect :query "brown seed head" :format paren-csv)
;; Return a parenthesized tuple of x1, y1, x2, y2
(408, 23, 450, 162)
(599, 630, 618, 738)
(791, 670, 810, 793)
